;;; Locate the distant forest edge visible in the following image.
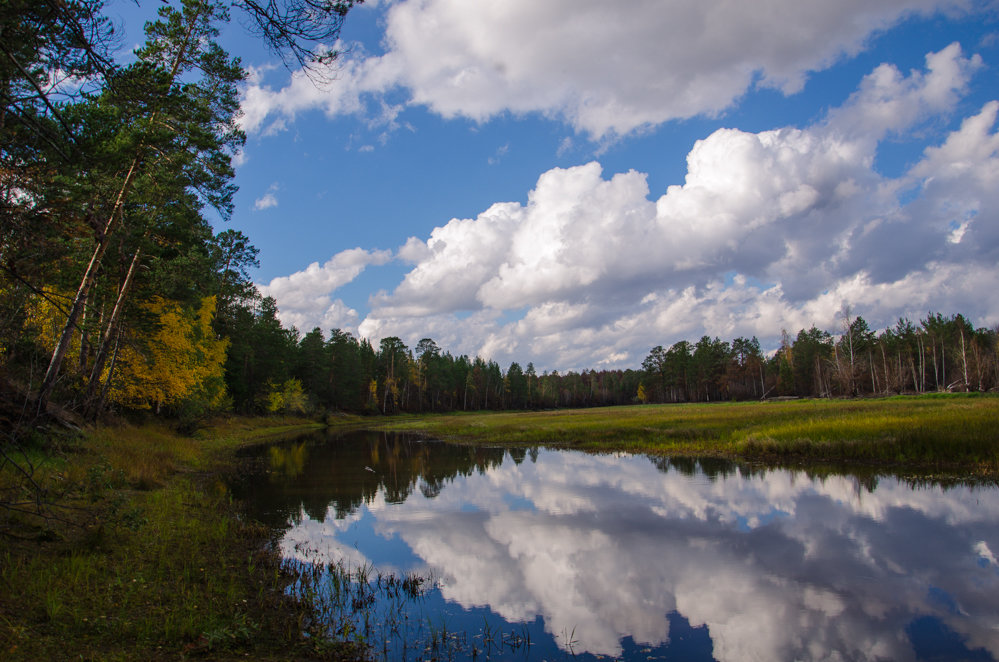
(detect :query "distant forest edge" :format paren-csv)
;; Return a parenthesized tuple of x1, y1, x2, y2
(3, 0, 998, 425)
(9, 282, 999, 420)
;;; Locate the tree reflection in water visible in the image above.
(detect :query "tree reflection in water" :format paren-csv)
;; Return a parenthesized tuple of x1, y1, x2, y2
(234, 431, 999, 662)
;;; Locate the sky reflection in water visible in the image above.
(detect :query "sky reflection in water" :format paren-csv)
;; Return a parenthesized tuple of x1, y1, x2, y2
(241, 432, 999, 661)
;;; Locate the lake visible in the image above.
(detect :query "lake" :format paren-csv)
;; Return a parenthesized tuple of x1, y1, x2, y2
(233, 430, 999, 661)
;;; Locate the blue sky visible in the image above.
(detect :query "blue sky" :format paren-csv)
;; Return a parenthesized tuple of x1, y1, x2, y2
(115, 0, 999, 371)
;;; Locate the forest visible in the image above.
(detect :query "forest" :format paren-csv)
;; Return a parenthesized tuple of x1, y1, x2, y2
(201, 308, 999, 415)
(3, 0, 998, 430)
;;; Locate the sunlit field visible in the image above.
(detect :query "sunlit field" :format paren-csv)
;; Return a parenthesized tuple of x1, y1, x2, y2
(369, 394, 999, 476)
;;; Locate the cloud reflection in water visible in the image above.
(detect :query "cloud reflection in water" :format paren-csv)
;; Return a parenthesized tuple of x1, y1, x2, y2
(277, 443, 999, 661)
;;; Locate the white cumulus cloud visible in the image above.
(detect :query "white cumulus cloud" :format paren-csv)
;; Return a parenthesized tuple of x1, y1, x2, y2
(253, 182, 281, 210)
(253, 42, 999, 370)
(257, 247, 392, 332)
(238, 0, 973, 139)
(253, 192, 278, 210)
(350, 44, 999, 369)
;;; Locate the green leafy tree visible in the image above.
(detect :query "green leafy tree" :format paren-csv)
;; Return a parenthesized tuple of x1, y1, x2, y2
(834, 313, 875, 395)
(414, 338, 439, 410)
(295, 327, 329, 407)
(36, 0, 245, 413)
(792, 326, 833, 397)
(728, 336, 766, 399)
(210, 229, 260, 331)
(326, 329, 365, 410)
(377, 336, 408, 413)
(664, 341, 693, 402)
(775, 329, 795, 396)
(690, 336, 730, 401)
(505, 361, 528, 409)
(641, 345, 668, 403)
(525, 362, 537, 407)
(224, 296, 297, 412)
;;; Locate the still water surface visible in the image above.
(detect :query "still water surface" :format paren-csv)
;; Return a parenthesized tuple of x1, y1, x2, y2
(234, 430, 999, 661)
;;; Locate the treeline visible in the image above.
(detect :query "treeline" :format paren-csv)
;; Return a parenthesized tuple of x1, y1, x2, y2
(219, 316, 645, 414)
(640, 313, 999, 404)
(223, 309, 999, 416)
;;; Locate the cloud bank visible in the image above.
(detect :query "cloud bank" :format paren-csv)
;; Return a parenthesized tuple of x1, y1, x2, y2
(257, 247, 391, 332)
(239, 0, 969, 138)
(257, 43, 999, 370)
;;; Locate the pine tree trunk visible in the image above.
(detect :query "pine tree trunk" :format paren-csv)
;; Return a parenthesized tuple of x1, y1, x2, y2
(940, 335, 946, 389)
(95, 325, 124, 418)
(960, 327, 969, 390)
(901, 355, 907, 391)
(880, 343, 889, 394)
(77, 293, 89, 374)
(36, 158, 139, 414)
(931, 337, 939, 391)
(85, 243, 143, 415)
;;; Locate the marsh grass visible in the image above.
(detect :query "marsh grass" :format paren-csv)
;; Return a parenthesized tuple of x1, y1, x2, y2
(371, 395, 999, 475)
(282, 549, 536, 662)
(0, 416, 364, 661)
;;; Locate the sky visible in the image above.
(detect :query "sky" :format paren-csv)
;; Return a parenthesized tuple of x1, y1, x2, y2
(116, 0, 999, 371)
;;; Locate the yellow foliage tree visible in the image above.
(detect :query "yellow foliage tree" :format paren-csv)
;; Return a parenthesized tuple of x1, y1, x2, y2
(266, 378, 307, 414)
(109, 296, 229, 412)
(21, 289, 81, 370)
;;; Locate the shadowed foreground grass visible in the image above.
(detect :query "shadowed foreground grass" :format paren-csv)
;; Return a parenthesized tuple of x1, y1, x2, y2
(0, 416, 367, 661)
(370, 394, 999, 477)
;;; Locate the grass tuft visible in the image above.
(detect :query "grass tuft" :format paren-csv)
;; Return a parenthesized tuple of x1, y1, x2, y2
(0, 416, 365, 661)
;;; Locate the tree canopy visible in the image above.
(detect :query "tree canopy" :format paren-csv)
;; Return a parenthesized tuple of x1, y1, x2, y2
(0, 0, 363, 426)
(2, 0, 996, 429)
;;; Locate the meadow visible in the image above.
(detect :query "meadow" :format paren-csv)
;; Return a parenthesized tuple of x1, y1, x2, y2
(369, 394, 999, 477)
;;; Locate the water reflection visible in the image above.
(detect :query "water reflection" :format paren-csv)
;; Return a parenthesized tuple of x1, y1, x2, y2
(236, 431, 999, 661)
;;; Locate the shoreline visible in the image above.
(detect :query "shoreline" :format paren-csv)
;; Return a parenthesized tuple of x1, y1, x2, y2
(2, 394, 996, 659)
(364, 394, 999, 480)
(0, 417, 365, 661)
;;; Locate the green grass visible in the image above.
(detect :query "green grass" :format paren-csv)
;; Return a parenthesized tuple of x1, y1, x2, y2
(0, 416, 365, 661)
(368, 394, 999, 476)
(2, 396, 994, 658)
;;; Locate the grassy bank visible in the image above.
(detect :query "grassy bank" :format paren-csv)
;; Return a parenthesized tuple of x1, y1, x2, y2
(2, 396, 995, 658)
(369, 394, 999, 477)
(0, 416, 366, 661)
